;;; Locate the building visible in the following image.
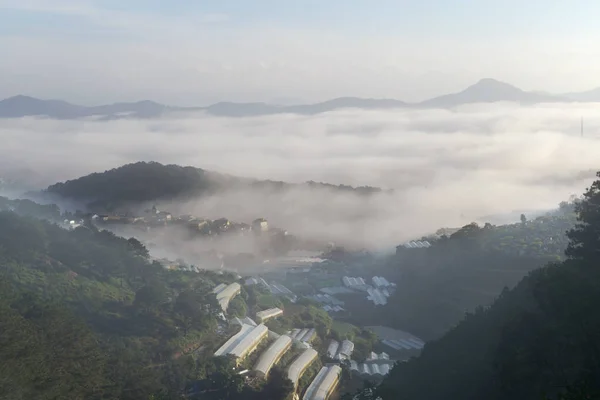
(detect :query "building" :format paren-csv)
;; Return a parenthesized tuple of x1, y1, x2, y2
(370, 364, 382, 376)
(252, 218, 269, 233)
(212, 283, 227, 294)
(253, 335, 292, 378)
(353, 362, 393, 378)
(381, 337, 425, 351)
(214, 324, 268, 364)
(195, 219, 211, 234)
(298, 328, 316, 344)
(337, 340, 354, 360)
(289, 328, 301, 339)
(366, 352, 389, 362)
(380, 364, 391, 375)
(256, 307, 283, 323)
(371, 276, 391, 288)
(327, 340, 339, 359)
(268, 282, 297, 302)
(229, 324, 269, 361)
(342, 276, 369, 291)
(287, 348, 318, 388)
(322, 305, 345, 313)
(288, 327, 316, 345)
(303, 365, 342, 400)
(366, 288, 388, 306)
(291, 328, 308, 341)
(214, 324, 255, 357)
(213, 282, 242, 312)
(230, 316, 257, 327)
(212, 218, 232, 232)
(306, 294, 344, 306)
(399, 240, 432, 250)
(245, 277, 268, 287)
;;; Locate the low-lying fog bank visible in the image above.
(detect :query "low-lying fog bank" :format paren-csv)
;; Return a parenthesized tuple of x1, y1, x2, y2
(1, 102, 599, 248)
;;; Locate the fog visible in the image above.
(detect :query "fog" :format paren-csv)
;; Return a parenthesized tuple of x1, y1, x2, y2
(1, 102, 600, 249)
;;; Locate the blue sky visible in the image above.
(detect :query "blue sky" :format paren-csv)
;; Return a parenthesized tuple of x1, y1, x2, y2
(1, 0, 599, 105)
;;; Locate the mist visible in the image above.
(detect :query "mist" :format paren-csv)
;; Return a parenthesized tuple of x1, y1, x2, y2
(1, 102, 600, 248)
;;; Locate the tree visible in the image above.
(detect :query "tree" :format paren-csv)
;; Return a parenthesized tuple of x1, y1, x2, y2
(262, 367, 294, 400)
(134, 282, 169, 312)
(128, 237, 150, 258)
(208, 356, 245, 399)
(566, 171, 600, 262)
(520, 213, 527, 225)
(228, 297, 247, 318)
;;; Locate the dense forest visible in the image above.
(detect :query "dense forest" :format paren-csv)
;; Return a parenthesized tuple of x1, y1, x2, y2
(332, 202, 578, 341)
(42, 161, 386, 211)
(44, 162, 219, 211)
(0, 202, 297, 400)
(374, 173, 600, 399)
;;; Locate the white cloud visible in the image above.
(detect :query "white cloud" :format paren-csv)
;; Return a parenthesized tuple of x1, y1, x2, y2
(1, 103, 598, 249)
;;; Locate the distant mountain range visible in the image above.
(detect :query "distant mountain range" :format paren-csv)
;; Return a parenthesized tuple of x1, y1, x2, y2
(1, 78, 598, 119)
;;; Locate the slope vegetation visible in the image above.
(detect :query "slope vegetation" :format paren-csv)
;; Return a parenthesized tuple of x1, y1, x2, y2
(376, 174, 600, 400)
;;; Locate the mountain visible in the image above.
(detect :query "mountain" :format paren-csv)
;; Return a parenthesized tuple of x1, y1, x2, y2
(0, 95, 85, 118)
(205, 97, 407, 117)
(205, 101, 281, 117)
(372, 175, 600, 400)
(562, 87, 600, 102)
(0, 95, 172, 119)
(419, 78, 564, 107)
(3, 79, 600, 119)
(42, 161, 386, 211)
(288, 97, 407, 114)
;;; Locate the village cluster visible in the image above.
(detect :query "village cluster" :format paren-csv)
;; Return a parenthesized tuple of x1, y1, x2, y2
(208, 265, 424, 400)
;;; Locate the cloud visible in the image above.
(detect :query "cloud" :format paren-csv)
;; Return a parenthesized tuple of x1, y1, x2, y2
(1, 102, 599, 250)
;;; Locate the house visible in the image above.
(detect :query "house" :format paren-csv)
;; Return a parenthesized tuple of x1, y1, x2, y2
(327, 340, 339, 359)
(212, 218, 232, 233)
(303, 365, 342, 400)
(255, 308, 283, 323)
(337, 340, 355, 360)
(213, 282, 242, 312)
(214, 324, 269, 365)
(287, 348, 318, 388)
(230, 316, 258, 327)
(372, 276, 391, 288)
(157, 211, 172, 221)
(252, 218, 269, 234)
(193, 219, 212, 234)
(342, 276, 369, 291)
(253, 335, 292, 378)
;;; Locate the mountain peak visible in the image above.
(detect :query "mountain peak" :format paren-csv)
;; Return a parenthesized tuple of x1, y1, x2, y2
(2, 95, 42, 103)
(466, 78, 521, 92)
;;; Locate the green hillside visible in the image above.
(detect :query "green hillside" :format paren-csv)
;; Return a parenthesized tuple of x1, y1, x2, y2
(375, 174, 600, 399)
(0, 204, 301, 399)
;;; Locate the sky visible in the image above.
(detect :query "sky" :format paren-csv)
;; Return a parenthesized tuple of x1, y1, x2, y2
(1, 0, 600, 105)
(1, 103, 599, 248)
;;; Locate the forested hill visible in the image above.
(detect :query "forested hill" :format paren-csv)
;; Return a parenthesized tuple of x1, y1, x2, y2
(375, 173, 600, 400)
(339, 202, 578, 342)
(0, 206, 301, 400)
(43, 161, 386, 211)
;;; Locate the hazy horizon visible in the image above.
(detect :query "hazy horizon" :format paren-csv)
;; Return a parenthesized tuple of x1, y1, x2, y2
(0, 77, 599, 108)
(1, 1, 600, 106)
